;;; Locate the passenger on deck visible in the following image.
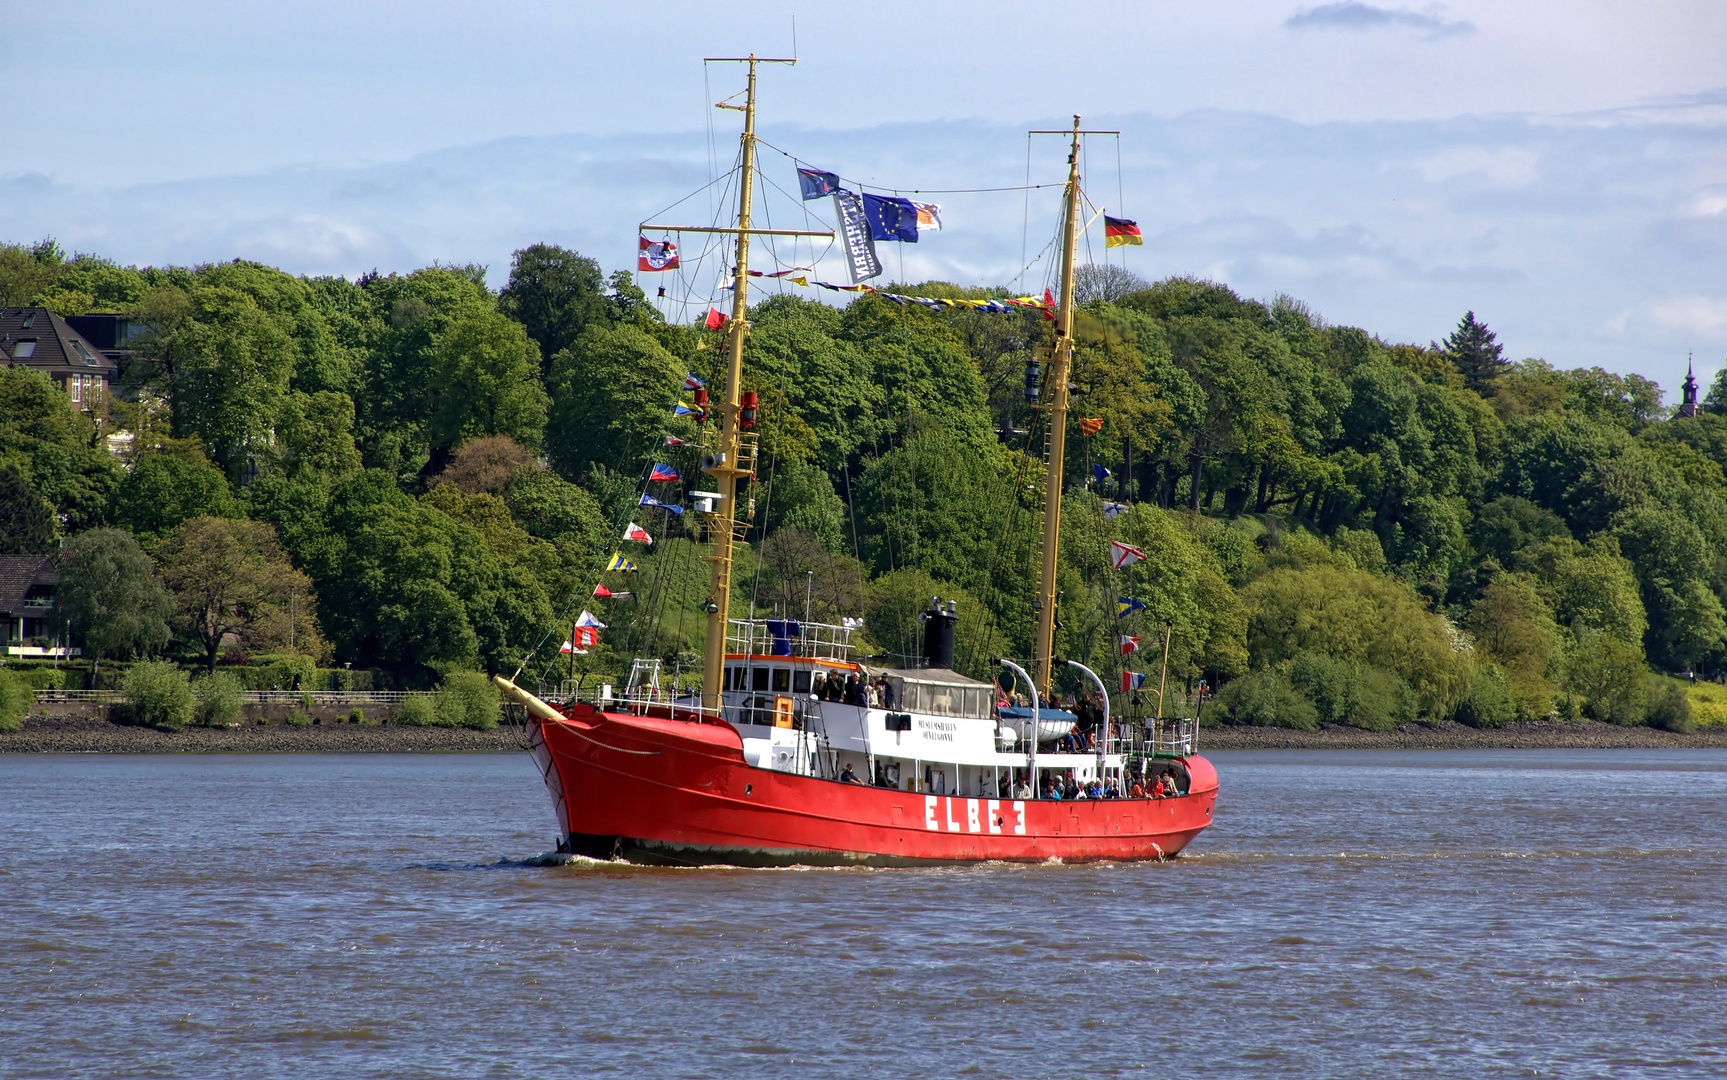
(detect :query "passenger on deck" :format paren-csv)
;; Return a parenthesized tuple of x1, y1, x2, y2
(866, 680, 881, 708)
(1060, 774, 1078, 800)
(840, 763, 864, 784)
(1086, 779, 1104, 799)
(1130, 776, 1148, 798)
(880, 677, 896, 709)
(1057, 724, 1079, 754)
(1013, 776, 1033, 799)
(1042, 777, 1060, 800)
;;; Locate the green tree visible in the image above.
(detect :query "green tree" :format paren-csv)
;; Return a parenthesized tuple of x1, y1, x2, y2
(546, 322, 683, 478)
(1564, 631, 1648, 724)
(1240, 564, 1471, 716)
(0, 239, 65, 306)
(0, 365, 122, 532)
(0, 462, 56, 554)
(1612, 505, 1727, 669)
(1441, 310, 1507, 393)
(193, 671, 245, 726)
(52, 528, 173, 672)
(121, 661, 194, 730)
(110, 453, 238, 541)
(1203, 668, 1317, 730)
(764, 456, 847, 551)
(0, 668, 30, 732)
(504, 466, 609, 554)
(153, 286, 298, 481)
(1456, 666, 1515, 728)
(1466, 574, 1560, 720)
(434, 670, 501, 729)
(153, 516, 323, 672)
(276, 390, 362, 478)
(425, 307, 549, 458)
(498, 244, 609, 369)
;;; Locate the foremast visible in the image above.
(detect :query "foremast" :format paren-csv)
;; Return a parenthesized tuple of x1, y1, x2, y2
(1032, 116, 1085, 696)
(692, 56, 830, 713)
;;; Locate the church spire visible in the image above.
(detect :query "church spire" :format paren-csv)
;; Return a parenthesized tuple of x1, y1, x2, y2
(1680, 351, 1699, 418)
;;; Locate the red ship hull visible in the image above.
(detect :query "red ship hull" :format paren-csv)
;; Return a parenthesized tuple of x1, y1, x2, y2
(530, 703, 1218, 866)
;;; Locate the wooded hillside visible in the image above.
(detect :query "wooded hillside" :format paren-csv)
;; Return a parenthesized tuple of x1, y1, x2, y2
(3, 237, 1720, 730)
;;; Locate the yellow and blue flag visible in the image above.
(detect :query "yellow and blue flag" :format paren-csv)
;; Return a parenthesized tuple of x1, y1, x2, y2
(606, 552, 639, 573)
(1116, 596, 1146, 618)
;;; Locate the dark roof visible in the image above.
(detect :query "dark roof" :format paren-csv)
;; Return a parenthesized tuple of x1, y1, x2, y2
(0, 307, 120, 378)
(0, 555, 57, 616)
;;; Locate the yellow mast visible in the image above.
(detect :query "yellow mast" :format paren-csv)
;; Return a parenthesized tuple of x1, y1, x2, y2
(1032, 115, 1085, 696)
(698, 57, 762, 714)
(674, 56, 828, 713)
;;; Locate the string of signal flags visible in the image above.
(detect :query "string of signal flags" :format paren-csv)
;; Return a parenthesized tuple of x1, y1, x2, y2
(637, 155, 1142, 317)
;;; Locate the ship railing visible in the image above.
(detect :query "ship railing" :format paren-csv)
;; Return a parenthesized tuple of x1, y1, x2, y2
(1119, 716, 1198, 759)
(553, 682, 729, 726)
(725, 618, 857, 662)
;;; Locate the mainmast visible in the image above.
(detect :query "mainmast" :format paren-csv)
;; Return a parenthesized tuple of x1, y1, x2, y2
(1031, 115, 1085, 696)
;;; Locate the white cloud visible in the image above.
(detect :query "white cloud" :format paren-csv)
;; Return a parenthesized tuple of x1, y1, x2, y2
(1285, 2, 1474, 38)
(1642, 295, 1727, 338)
(1413, 146, 1541, 187)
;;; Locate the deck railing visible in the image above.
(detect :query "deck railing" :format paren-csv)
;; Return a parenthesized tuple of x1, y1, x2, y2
(725, 618, 856, 661)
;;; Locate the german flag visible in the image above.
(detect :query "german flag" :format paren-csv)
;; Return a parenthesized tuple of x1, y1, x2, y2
(1104, 215, 1142, 248)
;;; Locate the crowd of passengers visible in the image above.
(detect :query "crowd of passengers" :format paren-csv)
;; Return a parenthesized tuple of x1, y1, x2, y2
(812, 671, 896, 708)
(838, 761, 1186, 799)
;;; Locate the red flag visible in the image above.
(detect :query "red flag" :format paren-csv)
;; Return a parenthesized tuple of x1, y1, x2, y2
(572, 625, 601, 649)
(1078, 417, 1103, 437)
(593, 583, 613, 598)
(1041, 287, 1056, 321)
(638, 235, 679, 271)
(622, 521, 653, 544)
(705, 307, 729, 330)
(1120, 635, 1141, 655)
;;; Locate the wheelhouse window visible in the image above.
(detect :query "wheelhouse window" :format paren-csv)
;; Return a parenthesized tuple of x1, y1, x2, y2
(751, 667, 770, 692)
(792, 669, 811, 694)
(771, 668, 791, 692)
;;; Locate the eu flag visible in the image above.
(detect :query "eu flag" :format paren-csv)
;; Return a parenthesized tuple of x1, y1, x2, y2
(861, 193, 919, 242)
(797, 168, 840, 200)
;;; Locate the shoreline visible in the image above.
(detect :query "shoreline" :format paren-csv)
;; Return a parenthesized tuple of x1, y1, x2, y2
(0, 714, 526, 754)
(3, 713, 1726, 754)
(1196, 717, 1727, 751)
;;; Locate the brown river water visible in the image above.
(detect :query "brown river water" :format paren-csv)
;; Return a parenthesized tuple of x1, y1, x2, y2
(2, 749, 1724, 1078)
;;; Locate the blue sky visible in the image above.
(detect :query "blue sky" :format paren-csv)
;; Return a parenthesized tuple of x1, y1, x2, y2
(4, 1, 1725, 393)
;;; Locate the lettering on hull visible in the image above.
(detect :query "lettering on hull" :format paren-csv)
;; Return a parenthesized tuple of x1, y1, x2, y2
(926, 796, 1027, 836)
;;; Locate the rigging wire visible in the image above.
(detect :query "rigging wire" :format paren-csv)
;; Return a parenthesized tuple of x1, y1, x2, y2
(756, 137, 1063, 195)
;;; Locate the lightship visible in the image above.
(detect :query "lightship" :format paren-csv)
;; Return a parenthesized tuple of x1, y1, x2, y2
(496, 56, 1217, 866)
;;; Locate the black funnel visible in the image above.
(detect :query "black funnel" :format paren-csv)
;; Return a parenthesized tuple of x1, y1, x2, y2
(922, 598, 958, 670)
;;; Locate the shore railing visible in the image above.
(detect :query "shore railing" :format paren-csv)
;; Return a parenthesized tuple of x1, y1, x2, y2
(35, 689, 437, 706)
